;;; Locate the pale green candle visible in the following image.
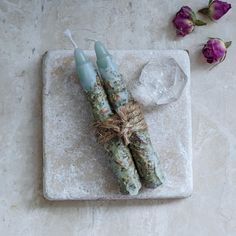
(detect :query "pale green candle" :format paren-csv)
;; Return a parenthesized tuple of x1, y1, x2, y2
(71, 42, 141, 195)
(95, 41, 164, 188)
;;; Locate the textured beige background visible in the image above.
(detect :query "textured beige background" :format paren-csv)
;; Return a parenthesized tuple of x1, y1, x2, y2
(0, 0, 235, 235)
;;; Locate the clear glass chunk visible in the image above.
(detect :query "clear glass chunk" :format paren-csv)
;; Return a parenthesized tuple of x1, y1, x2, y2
(131, 57, 188, 106)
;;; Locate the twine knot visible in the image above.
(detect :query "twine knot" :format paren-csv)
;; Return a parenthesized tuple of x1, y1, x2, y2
(94, 101, 147, 146)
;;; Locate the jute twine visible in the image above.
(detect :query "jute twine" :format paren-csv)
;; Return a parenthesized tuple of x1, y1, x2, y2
(94, 101, 147, 146)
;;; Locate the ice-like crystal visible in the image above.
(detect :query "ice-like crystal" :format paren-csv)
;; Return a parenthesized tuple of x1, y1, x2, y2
(131, 57, 188, 106)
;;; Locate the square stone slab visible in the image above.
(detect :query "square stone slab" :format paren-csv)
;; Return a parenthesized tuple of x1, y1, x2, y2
(42, 50, 192, 200)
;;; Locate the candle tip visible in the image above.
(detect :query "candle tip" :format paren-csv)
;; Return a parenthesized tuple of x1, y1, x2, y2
(95, 41, 110, 59)
(64, 29, 78, 48)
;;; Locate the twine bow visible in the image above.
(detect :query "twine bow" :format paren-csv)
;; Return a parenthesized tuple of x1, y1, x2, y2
(94, 101, 147, 146)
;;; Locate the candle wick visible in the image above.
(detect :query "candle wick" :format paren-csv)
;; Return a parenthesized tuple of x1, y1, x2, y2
(64, 29, 78, 48)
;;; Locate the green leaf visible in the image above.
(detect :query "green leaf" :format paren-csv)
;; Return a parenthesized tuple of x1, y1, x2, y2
(209, 62, 220, 71)
(209, 0, 213, 5)
(194, 19, 207, 26)
(225, 41, 232, 48)
(190, 11, 197, 22)
(220, 53, 227, 63)
(208, 37, 220, 40)
(210, 51, 228, 70)
(198, 7, 209, 16)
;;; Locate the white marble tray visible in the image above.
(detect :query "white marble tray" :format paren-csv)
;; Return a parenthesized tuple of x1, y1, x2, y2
(42, 50, 192, 200)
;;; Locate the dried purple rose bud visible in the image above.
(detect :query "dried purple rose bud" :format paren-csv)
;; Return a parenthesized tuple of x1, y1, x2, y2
(199, 0, 231, 21)
(173, 6, 207, 37)
(202, 38, 232, 64)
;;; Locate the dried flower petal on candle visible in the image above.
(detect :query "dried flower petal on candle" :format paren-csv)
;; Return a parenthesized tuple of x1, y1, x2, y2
(202, 38, 232, 64)
(173, 6, 207, 37)
(198, 0, 232, 21)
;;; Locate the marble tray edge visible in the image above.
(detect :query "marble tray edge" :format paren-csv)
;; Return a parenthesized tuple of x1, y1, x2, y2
(41, 50, 193, 201)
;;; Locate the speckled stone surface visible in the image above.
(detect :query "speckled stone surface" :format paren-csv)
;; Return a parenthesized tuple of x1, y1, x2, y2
(2, 1, 236, 234)
(42, 50, 192, 200)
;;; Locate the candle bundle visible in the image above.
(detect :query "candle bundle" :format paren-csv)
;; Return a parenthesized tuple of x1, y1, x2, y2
(65, 31, 164, 194)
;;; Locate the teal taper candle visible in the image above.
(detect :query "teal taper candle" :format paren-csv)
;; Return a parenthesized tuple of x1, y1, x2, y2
(73, 46, 141, 195)
(95, 41, 129, 109)
(95, 41, 164, 188)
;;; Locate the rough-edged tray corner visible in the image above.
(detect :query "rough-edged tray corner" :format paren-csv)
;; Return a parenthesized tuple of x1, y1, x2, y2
(42, 50, 192, 201)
